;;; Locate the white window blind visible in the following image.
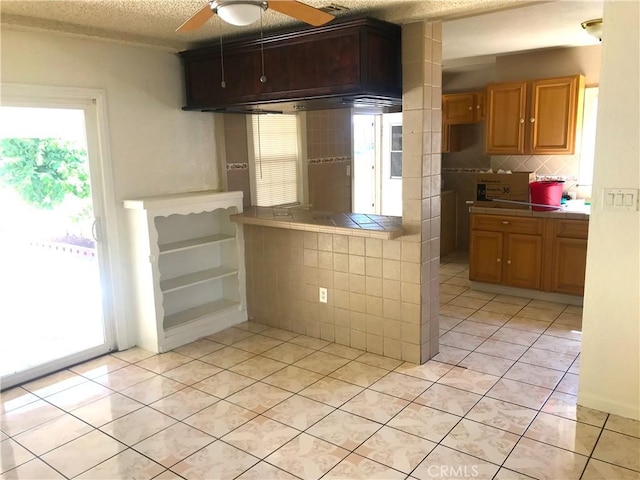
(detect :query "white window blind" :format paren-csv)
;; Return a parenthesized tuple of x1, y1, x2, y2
(250, 114, 299, 207)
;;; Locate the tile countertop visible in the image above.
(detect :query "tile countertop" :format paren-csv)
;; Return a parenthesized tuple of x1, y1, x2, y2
(470, 204, 590, 220)
(230, 207, 404, 239)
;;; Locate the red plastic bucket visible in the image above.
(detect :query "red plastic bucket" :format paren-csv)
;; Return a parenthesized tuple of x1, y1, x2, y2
(530, 181, 564, 211)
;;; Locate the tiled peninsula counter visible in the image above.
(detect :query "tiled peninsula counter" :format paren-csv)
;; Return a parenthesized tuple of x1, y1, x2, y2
(469, 205, 590, 303)
(231, 207, 404, 239)
(230, 207, 437, 363)
(470, 204, 590, 221)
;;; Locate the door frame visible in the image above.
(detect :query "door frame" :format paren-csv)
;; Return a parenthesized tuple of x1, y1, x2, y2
(1, 83, 127, 388)
(351, 113, 380, 214)
(381, 112, 403, 216)
(352, 112, 403, 216)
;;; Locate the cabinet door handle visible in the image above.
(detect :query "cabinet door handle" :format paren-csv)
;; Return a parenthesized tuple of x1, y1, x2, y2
(507, 260, 512, 265)
(502, 220, 509, 225)
(476, 105, 481, 109)
(520, 118, 525, 124)
(468, 106, 473, 110)
(496, 258, 501, 263)
(530, 117, 535, 123)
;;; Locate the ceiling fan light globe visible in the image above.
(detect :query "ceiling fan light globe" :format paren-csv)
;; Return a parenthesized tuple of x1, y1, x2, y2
(581, 18, 603, 42)
(218, 3, 263, 26)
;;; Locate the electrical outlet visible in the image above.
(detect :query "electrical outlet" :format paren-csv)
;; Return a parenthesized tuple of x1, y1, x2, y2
(319, 287, 328, 303)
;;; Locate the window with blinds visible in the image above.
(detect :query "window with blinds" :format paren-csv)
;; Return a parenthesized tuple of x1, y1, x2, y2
(248, 114, 300, 207)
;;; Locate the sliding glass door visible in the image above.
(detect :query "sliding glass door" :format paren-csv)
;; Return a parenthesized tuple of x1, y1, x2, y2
(0, 92, 117, 389)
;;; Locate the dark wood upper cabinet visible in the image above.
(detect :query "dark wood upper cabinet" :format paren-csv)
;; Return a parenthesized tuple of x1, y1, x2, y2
(179, 18, 402, 111)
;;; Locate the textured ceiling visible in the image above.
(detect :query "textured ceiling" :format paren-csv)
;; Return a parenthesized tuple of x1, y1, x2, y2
(444, 0, 602, 64)
(0, 0, 603, 63)
(0, 0, 537, 51)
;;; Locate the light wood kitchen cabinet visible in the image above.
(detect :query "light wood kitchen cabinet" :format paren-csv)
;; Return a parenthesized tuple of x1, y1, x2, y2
(442, 91, 484, 153)
(469, 230, 503, 283)
(503, 233, 543, 289)
(442, 124, 461, 153)
(530, 76, 584, 154)
(470, 213, 589, 295)
(485, 81, 528, 154)
(469, 214, 543, 289)
(551, 219, 588, 295)
(485, 75, 585, 155)
(475, 92, 486, 122)
(443, 92, 485, 124)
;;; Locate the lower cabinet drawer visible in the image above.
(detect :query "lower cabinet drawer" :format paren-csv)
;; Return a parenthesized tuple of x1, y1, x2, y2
(472, 214, 543, 235)
(556, 219, 589, 239)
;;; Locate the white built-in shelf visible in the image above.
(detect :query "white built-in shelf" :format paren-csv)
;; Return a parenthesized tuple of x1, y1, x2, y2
(160, 266, 239, 293)
(159, 234, 235, 254)
(123, 190, 246, 353)
(164, 298, 239, 331)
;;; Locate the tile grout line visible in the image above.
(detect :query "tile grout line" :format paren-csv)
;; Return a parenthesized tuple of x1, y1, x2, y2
(3, 257, 620, 480)
(420, 275, 590, 477)
(436, 258, 591, 477)
(5, 330, 583, 479)
(440, 291, 598, 478)
(198, 330, 469, 480)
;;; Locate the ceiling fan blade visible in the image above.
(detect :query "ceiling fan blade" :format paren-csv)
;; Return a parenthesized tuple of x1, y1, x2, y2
(268, 1, 334, 26)
(176, 4, 215, 33)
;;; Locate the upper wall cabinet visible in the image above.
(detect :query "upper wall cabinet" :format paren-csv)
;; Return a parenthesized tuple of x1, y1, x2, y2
(485, 75, 585, 155)
(484, 82, 527, 154)
(441, 91, 484, 153)
(443, 92, 485, 124)
(179, 18, 402, 112)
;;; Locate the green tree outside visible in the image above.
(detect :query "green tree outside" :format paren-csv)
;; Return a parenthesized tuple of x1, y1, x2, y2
(0, 137, 90, 209)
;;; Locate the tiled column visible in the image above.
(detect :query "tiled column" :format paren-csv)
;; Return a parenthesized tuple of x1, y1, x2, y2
(402, 21, 442, 363)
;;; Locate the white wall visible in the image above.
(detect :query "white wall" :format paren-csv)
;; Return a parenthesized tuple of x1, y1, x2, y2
(443, 45, 601, 94)
(579, 0, 640, 420)
(1, 28, 219, 347)
(495, 45, 601, 85)
(443, 65, 495, 93)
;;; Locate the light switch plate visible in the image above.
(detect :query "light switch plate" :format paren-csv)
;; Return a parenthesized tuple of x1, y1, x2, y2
(602, 188, 639, 211)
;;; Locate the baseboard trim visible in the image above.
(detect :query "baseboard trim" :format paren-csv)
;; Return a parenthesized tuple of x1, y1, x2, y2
(470, 282, 583, 306)
(578, 390, 640, 421)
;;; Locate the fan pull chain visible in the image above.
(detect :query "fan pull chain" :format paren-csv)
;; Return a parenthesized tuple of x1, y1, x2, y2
(256, 114, 263, 179)
(219, 16, 226, 88)
(259, 7, 267, 83)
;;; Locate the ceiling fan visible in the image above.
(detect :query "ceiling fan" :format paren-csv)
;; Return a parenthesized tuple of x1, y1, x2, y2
(177, 0, 335, 32)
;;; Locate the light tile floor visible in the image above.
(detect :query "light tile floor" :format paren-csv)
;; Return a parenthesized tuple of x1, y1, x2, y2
(1, 253, 639, 480)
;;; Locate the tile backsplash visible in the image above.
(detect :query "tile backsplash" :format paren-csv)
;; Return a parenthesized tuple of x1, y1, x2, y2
(224, 114, 252, 207)
(308, 157, 352, 213)
(306, 109, 351, 160)
(306, 110, 352, 212)
(491, 155, 579, 190)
